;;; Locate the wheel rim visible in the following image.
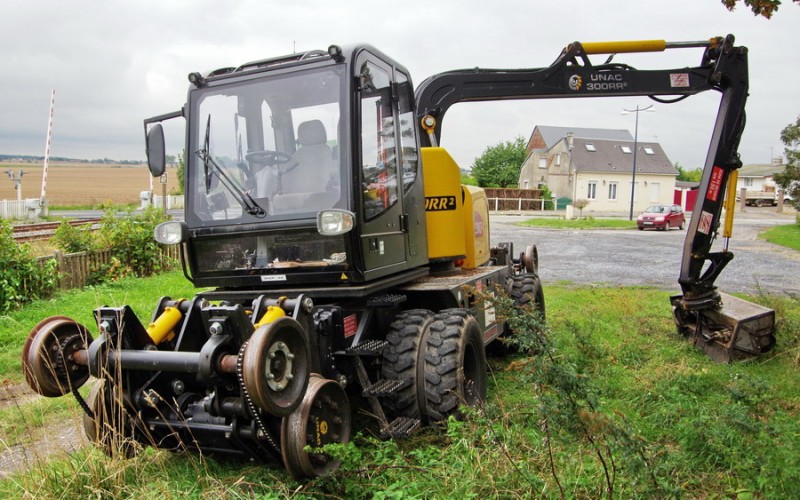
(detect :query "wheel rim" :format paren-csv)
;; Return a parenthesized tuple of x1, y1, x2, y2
(22, 316, 93, 397)
(243, 317, 310, 416)
(281, 374, 351, 479)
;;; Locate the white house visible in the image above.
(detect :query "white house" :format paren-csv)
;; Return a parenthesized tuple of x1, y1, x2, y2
(736, 159, 784, 192)
(518, 125, 679, 212)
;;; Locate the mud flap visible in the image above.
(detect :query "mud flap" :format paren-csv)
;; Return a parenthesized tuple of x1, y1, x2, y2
(672, 292, 775, 363)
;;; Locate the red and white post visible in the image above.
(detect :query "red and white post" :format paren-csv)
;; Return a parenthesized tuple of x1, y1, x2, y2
(40, 89, 56, 206)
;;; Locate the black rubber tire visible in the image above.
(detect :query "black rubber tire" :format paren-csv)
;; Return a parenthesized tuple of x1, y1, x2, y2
(679, 219, 685, 230)
(381, 310, 435, 419)
(509, 273, 546, 321)
(664, 221, 671, 231)
(418, 309, 487, 424)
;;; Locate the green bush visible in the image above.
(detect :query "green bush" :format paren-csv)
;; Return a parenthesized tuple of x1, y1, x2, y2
(97, 207, 172, 278)
(51, 220, 96, 253)
(0, 221, 57, 313)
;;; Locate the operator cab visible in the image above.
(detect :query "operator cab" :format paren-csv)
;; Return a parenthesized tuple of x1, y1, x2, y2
(147, 45, 428, 290)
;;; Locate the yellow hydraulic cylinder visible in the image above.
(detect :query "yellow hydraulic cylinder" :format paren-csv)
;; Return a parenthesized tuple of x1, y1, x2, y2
(256, 305, 286, 327)
(147, 306, 183, 345)
(723, 170, 739, 239)
(581, 40, 666, 54)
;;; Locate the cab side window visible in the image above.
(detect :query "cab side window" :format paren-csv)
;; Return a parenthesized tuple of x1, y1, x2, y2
(359, 61, 398, 220)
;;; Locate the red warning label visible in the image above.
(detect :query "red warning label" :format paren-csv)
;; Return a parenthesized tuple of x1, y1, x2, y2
(707, 166, 724, 202)
(344, 314, 358, 338)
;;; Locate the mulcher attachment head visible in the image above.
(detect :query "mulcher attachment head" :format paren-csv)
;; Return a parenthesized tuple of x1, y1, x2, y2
(672, 292, 776, 363)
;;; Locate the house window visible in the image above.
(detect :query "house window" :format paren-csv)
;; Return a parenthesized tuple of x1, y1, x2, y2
(608, 182, 618, 200)
(650, 182, 660, 202)
(555, 153, 561, 165)
(539, 158, 547, 169)
(744, 177, 754, 187)
(643, 147, 655, 155)
(587, 181, 597, 200)
(621, 146, 632, 154)
(585, 143, 596, 152)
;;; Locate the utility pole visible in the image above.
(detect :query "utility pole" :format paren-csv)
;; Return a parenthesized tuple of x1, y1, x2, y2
(622, 104, 655, 220)
(5, 170, 26, 201)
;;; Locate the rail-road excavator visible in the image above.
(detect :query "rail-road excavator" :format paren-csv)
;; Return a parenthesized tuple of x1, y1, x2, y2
(22, 35, 775, 478)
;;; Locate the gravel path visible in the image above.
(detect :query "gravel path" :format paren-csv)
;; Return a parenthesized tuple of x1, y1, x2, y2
(490, 209, 799, 297)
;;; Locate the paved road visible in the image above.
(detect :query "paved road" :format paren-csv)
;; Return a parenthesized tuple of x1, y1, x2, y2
(490, 209, 799, 297)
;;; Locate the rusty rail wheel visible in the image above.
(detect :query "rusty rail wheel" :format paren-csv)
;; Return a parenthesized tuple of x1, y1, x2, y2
(281, 374, 351, 479)
(22, 316, 93, 397)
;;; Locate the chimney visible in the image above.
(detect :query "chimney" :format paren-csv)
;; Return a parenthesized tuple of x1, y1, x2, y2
(567, 132, 574, 151)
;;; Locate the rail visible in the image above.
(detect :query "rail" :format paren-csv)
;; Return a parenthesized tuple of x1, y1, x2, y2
(11, 218, 101, 242)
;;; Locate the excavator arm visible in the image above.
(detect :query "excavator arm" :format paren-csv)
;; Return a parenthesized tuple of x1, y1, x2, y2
(415, 34, 775, 362)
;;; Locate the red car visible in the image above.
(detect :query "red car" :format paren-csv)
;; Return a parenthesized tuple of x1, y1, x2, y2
(637, 204, 685, 231)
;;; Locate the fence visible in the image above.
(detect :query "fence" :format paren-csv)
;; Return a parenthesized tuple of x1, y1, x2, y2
(483, 188, 553, 212)
(37, 245, 180, 290)
(1, 199, 41, 220)
(488, 197, 555, 212)
(150, 194, 185, 210)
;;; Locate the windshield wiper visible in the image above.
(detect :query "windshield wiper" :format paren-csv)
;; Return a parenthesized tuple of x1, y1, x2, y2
(197, 116, 266, 218)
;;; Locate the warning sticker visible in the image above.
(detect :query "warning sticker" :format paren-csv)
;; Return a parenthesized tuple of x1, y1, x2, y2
(707, 166, 724, 202)
(343, 314, 358, 338)
(670, 73, 690, 87)
(698, 210, 714, 235)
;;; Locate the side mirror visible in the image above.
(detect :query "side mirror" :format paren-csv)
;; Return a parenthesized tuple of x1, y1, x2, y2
(146, 124, 166, 177)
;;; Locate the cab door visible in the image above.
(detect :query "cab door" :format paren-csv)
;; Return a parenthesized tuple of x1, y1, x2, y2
(356, 54, 409, 278)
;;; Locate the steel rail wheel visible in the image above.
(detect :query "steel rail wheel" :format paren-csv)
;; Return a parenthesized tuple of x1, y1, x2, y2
(22, 316, 93, 397)
(522, 244, 539, 275)
(83, 381, 139, 458)
(242, 317, 311, 416)
(281, 374, 351, 479)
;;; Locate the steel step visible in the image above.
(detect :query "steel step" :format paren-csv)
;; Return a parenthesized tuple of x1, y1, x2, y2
(381, 417, 421, 439)
(362, 378, 404, 397)
(340, 339, 388, 356)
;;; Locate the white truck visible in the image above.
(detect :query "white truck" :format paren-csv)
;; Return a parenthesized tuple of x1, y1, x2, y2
(738, 189, 778, 207)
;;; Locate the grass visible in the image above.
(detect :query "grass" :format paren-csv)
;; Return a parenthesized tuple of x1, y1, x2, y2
(0, 271, 200, 383)
(760, 222, 800, 250)
(1, 276, 799, 497)
(518, 217, 637, 230)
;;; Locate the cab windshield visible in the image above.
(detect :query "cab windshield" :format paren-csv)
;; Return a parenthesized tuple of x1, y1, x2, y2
(187, 65, 347, 225)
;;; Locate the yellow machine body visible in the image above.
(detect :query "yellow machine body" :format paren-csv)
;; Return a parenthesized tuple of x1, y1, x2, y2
(461, 185, 491, 268)
(421, 147, 466, 261)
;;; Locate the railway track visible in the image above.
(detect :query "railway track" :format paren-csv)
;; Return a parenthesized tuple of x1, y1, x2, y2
(11, 218, 102, 242)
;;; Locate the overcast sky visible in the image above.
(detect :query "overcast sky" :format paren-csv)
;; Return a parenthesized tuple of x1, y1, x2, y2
(1, 0, 798, 170)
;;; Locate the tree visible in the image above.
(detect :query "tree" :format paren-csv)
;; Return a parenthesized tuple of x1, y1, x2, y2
(175, 150, 186, 194)
(572, 199, 590, 218)
(721, 0, 799, 18)
(774, 115, 800, 213)
(675, 163, 702, 182)
(470, 136, 528, 188)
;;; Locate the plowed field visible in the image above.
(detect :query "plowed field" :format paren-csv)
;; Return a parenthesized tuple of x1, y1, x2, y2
(1, 161, 181, 205)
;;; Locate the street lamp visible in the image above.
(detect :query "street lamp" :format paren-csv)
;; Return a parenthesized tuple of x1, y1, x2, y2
(622, 105, 654, 220)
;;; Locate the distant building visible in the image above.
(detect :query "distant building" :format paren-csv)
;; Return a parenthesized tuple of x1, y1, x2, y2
(518, 125, 678, 212)
(736, 158, 784, 193)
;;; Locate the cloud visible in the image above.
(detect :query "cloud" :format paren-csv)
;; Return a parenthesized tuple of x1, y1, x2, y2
(0, 0, 797, 167)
